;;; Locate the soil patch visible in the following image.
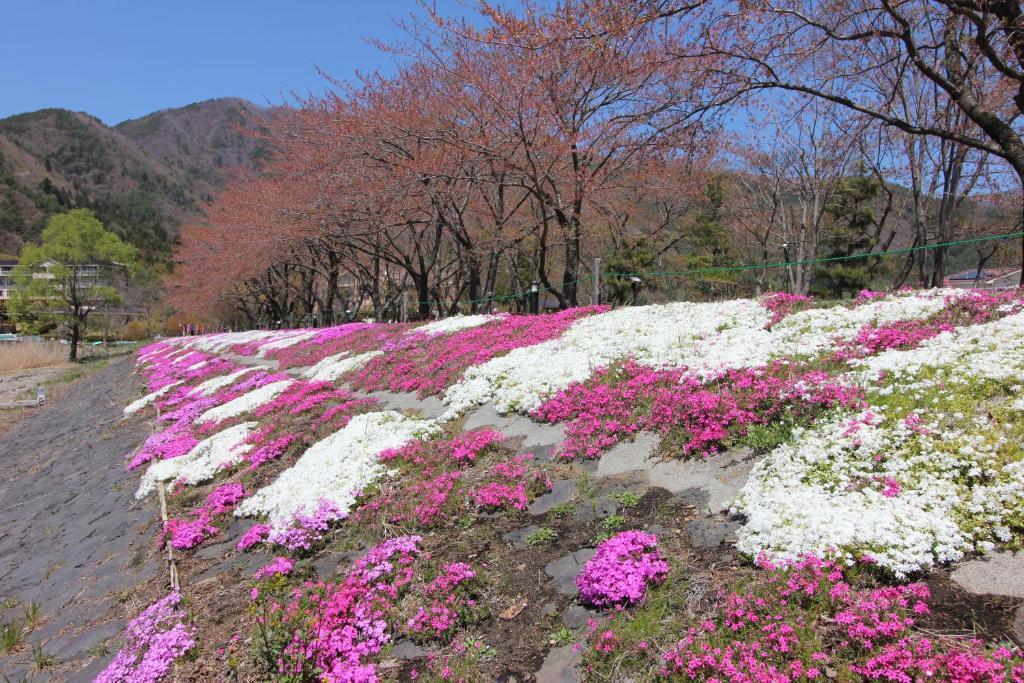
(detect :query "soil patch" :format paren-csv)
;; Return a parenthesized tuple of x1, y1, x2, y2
(0, 357, 161, 682)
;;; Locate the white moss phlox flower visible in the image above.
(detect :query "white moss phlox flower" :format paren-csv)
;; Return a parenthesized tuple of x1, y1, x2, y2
(736, 311, 1024, 576)
(195, 380, 293, 424)
(302, 350, 382, 382)
(193, 367, 256, 396)
(123, 381, 182, 416)
(411, 314, 503, 337)
(135, 421, 256, 498)
(853, 309, 1024, 384)
(187, 330, 274, 354)
(443, 299, 770, 416)
(442, 290, 957, 417)
(236, 411, 438, 529)
(252, 329, 319, 357)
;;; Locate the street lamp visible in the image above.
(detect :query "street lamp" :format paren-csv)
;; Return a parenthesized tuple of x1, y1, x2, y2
(629, 276, 643, 306)
(781, 242, 792, 293)
(529, 282, 540, 315)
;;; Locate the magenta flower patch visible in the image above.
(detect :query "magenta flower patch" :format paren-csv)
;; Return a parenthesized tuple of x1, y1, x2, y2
(533, 361, 863, 460)
(352, 307, 607, 396)
(576, 531, 669, 608)
(95, 591, 195, 683)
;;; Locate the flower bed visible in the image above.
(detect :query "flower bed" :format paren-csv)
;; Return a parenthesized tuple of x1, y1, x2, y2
(354, 429, 549, 529)
(582, 555, 1024, 681)
(96, 591, 195, 683)
(736, 311, 1024, 576)
(269, 322, 411, 370)
(351, 307, 606, 397)
(250, 536, 483, 681)
(634, 555, 1022, 682)
(533, 361, 863, 460)
(442, 290, 957, 416)
(236, 411, 437, 530)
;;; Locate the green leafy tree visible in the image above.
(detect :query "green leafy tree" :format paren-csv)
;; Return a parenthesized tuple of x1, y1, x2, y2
(812, 164, 888, 297)
(680, 178, 739, 299)
(604, 237, 659, 305)
(9, 209, 138, 360)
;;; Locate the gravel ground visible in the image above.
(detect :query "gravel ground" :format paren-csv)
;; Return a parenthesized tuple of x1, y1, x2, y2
(0, 357, 161, 682)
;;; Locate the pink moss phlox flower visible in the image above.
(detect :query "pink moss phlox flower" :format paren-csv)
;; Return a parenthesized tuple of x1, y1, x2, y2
(834, 319, 955, 360)
(651, 554, 1024, 682)
(254, 556, 295, 580)
(379, 429, 506, 468)
(405, 562, 479, 640)
(533, 361, 863, 461)
(470, 454, 551, 511)
(270, 322, 407, 370)
(448, 429, 505, 463)
(164, 512, 218, 550)
(761, 292, 814, 326)
(236, 523, 271, 551)
(206, 482, 247, 514)
(95, 591, 195, 683)
(855, 289, 889, 305)
(267, 499, 347, 552)
(351, 307, 607, 396)
(127, 423, 199, 470)
(261, 322, 376, 366)
(576, 531, 669, 608)
(126, 368, 287, 471)
(252, 536, 423, 681)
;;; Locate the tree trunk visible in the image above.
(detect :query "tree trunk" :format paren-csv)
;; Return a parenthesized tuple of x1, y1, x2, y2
(483, 250, 500, 313)
(69, 320, 80, 362)
(1019, 195, 1024, 287)
(467, 256, 482, 314)
(414, 273, 431, 318)
(562, 221, 581, 308)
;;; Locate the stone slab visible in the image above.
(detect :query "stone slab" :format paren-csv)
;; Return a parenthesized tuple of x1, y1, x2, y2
(535, 645, 581, 683)
(463, 403, 566, 447)
(597, 437, 759, 514)
(529, 480, 576, 515)
(545, 549, 596, 596)
(951, 552, 1024, 598)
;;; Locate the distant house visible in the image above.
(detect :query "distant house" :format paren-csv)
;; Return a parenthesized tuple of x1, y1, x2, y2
(0, 259, 103, 306)
(0, 259, 17, 306)
(943, 267, 1022, 290)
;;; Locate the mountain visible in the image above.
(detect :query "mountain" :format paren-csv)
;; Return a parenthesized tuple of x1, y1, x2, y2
(0, 98, 269, 259)
(115, 98, 269, 203)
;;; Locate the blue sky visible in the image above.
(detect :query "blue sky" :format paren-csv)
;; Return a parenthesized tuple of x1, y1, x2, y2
(0, 1, 477, 124)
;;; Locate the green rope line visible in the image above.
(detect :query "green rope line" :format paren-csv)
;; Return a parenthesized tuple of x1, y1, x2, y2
(417, 230, 1023, 307)
(416, 279, 586, 307)
(611, 230, 1024, 279)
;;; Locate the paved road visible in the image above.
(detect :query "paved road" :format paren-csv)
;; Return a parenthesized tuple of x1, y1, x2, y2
(0, 357, 161, 682)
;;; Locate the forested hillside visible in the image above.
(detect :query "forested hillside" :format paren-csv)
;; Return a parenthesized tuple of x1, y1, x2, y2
(0, 98, 267, 259)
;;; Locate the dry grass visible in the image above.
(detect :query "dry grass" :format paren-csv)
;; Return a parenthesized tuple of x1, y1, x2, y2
(0, 340, 68, 372)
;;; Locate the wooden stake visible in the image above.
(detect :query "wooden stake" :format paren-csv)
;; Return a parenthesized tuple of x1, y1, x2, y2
(157, 482, 180, 591)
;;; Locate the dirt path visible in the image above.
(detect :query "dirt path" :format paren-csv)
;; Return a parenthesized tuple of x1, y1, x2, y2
(0, 357, 161, 683)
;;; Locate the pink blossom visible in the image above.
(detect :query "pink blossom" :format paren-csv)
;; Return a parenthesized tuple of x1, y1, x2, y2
(95, 591, 195, 683)
(254, 556, 295, 580)
(576, 531, 669, 608)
